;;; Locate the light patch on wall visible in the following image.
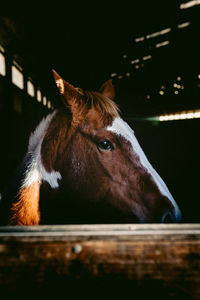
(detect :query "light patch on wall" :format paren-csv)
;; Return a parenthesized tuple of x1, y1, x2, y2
(155, 40, 170, 48)
(180, 0, 200, 9)
(27, 80, 35, 97)
(146, 28, 171, 39)
(47, 101, 51, 109)
(177, 21, 191, 29)
(159, 109, 200, 121)
(11, 64, 24, 90)
(37, 89, 42, 102)
(43, 96, 47, 106)
(0, 52, 6, 76)
(135, 36, 145, 42)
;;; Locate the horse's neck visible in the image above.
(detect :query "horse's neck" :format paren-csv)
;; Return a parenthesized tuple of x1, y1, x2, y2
(0, 111, 58, 225)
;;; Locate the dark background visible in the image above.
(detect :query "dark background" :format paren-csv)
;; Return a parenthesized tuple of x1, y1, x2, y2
(0, 1, 200, 222)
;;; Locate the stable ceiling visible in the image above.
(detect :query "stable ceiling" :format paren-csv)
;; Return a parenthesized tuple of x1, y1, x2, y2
(0, 1, 200, 117)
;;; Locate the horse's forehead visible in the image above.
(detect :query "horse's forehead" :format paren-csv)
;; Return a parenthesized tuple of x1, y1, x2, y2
(107, 117, 135, 142)
(107, 117, 145, 161)
(85, 108, 114, 129)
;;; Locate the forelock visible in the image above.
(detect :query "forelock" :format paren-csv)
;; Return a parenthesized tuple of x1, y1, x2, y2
(84, 91, 120, 120)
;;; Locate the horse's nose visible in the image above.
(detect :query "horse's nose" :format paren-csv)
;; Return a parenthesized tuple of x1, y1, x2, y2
(162, 212, 175, 223)
(157, 188, 182, 223)
(162, 209, 182, 223)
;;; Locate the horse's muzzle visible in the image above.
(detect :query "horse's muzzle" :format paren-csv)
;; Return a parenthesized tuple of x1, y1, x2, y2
(161, 208, 182, 223)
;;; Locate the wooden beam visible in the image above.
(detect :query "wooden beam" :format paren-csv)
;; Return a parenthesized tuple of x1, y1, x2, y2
(0, 224, 200, 299)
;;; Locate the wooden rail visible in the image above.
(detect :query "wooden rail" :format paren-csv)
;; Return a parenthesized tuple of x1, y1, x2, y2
(0, 224, 200, 299)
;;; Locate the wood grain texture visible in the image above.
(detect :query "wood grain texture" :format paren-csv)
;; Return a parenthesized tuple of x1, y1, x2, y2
(0, 224, 200, 299)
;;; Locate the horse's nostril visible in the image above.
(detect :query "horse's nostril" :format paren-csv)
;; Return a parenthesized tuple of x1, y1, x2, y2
(162, 212, 174, 223)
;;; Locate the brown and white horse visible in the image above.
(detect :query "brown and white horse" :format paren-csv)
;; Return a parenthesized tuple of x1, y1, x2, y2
(0, 71, 181, 225)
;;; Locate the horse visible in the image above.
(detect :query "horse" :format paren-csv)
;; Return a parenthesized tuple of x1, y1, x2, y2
(0, 70, 181, 225)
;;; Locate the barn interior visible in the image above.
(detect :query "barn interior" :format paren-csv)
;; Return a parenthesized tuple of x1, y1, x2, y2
(0, 1, 200, 222)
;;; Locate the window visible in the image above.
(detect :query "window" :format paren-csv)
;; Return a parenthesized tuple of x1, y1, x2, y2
(47, 100, 51, 109)
(43, 96, 47, 106)
(27, 79, 35, 97)
(11, 61, 24, 90)
(0, 47, 6, 76)
(37, 89, 42, 102)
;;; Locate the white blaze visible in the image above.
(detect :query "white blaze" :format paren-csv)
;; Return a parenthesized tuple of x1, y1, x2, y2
(107, 117, 181, 221)
(22, 110, 62, 189)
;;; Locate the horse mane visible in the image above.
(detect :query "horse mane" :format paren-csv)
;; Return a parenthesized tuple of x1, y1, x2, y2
(83, 91, 120, 119)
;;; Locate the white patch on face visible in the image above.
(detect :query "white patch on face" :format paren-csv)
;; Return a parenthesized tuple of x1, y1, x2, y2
(107, 117, 181, 221)
(22, 110, 62, 189)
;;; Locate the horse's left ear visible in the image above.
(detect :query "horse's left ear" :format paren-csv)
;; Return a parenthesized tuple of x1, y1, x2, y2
(99, 79, 115, 100)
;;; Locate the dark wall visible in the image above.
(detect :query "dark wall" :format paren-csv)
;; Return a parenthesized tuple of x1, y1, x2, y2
(132, 119, 200, 222)
(0, 75, 49, 193)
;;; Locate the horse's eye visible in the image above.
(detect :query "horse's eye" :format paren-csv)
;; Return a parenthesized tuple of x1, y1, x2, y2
(97, 139, 114, 151)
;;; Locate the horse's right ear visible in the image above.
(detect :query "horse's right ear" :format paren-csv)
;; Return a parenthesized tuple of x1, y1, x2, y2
(99, 79, 115, 100)
(52, 70, 83, 107)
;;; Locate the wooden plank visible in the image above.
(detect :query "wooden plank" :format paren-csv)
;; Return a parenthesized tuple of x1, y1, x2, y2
(0, 224, 200, 299)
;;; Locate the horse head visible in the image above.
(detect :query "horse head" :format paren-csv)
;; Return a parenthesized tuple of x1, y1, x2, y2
(7, 71, 181, 225)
